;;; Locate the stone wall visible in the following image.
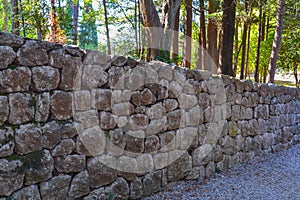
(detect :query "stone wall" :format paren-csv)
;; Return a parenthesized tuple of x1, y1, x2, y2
(0, 32, 299, 199)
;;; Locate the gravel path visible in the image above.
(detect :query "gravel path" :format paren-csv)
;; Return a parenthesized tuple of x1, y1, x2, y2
(144, 144, 300, 200)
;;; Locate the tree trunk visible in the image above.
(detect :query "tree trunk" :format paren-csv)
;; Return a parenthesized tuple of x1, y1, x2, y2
(11, 0, 20, 35)
(2, 0, 9, 32)
(172, 8, 180, 64)
(294, 61, 299, 88)
(267, 0, 285, 83)
(103, 0, 111, 54)
(183, 0, 192, 68)
(219, 0, 236, 76)
(233, 20, 239, 77)
(34, 8, 42, 40)
(72, 1, 79, 45)
(49, 0, 57, 43)
(254, 5, 262, 82)
(240, 1, 249, 80)
(245, 20, 251, 79)
(134, 0, 139, 56)
(207, 0, 219, 73)
(197, 0, 206, 70)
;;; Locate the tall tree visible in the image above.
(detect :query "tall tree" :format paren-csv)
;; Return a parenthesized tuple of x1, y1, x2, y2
(172, 7, 180, 64)
(2, 0, 9, 32)
(139, 0, 181, 61)
(72, 0, 79, 45)
(183, 0, 192, 68)
(219, 0, 236, 76)
(11, 0, 20, 35)
(49, 0, 57, 42)
(103, 0, 111, 54)
(254, 3, 263, 82)
(267, 0, 285, 83)
(240, 0, 249, 79)
(197, 0, 206, 70)
(207, 0, 219, 73)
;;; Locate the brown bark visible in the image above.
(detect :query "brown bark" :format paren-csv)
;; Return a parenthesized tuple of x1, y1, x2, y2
(49, 0, 57, 43)
(72, 1, 79, 45)
(172, 8, 180, 64)
(267, 0, 285, 83)
(207, 0, 219, 73)
(103, 0, 111, 54)
(219, 0, 236, 76)
(294, 61, 299, 88)
(240, 1, 249, 80)
(254, 5, 262, 82)
(233, 20, 239, 77)
(11, 0, 20, 35)
(2, 0, 9, 32)
(197, 0, 206, 70)
(183, 0, 192, 69)
(245, 20, 251, 79)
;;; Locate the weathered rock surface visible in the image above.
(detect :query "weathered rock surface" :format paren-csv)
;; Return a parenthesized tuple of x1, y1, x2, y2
(40, 175, 71, 200)
(50, 91, 72, 120)
(32, 66, 60, 91)
(0, 46, 16, 69)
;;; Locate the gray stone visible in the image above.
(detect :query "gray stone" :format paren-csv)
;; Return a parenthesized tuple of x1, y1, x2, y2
(146, 83, 168, 101)
(32, 66, 60, 91)
(254, 104, 270, 119)
(143, 171, 162, 196)
(25, 150, 54, 185)
(54, 155, 85, 173)
(145, 117, 167, 136)
(130, 178, 143, 199)
(222, 136, 236, 155)
(100, 111, 117, 130)
(163, 99, 178, 112)
(198, 93, 210, 107)
(68, 170, 90, 199)
(0, 159, 24, 196)
(9, 93, 35, 124)
(106, 177, 129, 200)
(146, 103, 163, 119)
(125, 134, 144, 154)
(167, 110, 181, 130)
(158, 65, 173, 81)
(159, 131, 176, 152)
(0, 96, 8, 125)
(130, 114, 149, 128)
(192, 144, 212, 166)
(140, 88, 156, 105)
(49, 49, 65, 68)
(42, 121, 61, 149)
(0, 67, 32, 92)
(59, 55, 82, 90)
(15, 124, 42, 155)
(74, 110, 99, 128)
(0, 32, 23, 48)
(17, 40, 48, 66)
(83, 50, 111, 66)
(169, 81, 182, 98)
(112, 56, 127, 66)
(76, 126, 106, 156)
(109, 66, 125, 89)
(50, 91, 72, 120)
(35, 92, 50, 122)
(87, 156, 118, 188)
(178, 93, 198, 109)
(145, 135, 160, 153)
(0, 46, 16, 69)
(74, 90, 91, 111)
(112, 102, 134, 116)
(136, 153, 154, 173)
(0, 128, 14, 157)
(12, 185, 41, 200)
(51, 139, 75, 156)
(60, 121, 78, 138)
(93, 89, 112, 111)
(81, 64, 108, 89)
(185, 106, 202, 126)
(167, 151, 192, 181)
(40, 175, 71, 200)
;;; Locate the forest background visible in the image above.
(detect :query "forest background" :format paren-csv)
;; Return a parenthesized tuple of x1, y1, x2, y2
(0, 0, 299, 87)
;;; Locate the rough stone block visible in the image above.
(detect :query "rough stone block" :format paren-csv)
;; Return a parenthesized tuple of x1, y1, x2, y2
(0, 46, 16, 69)
(0, 96, 8, 125)
(17, 40, 48, 66)
(40, 175, 71, 200)
(54, 155, 85, 173)
(0, 128, 14, 157)
(50, 91, 72, 120)
(15, 124, 42, 155)
(0, 67, 31, 93)
(32, 66, 60, 91)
